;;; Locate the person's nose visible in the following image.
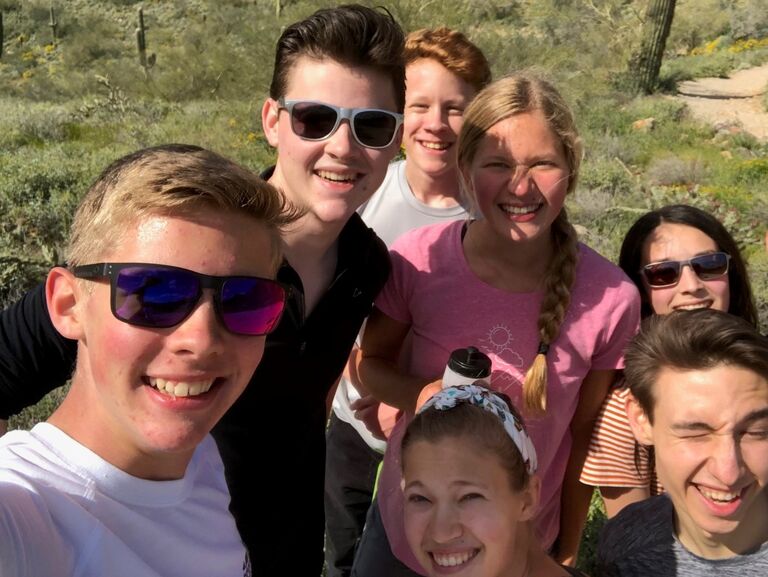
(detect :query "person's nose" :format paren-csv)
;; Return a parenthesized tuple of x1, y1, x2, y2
(677, 262, 706, 293)
(324, 119, 359, 159)
(427, 502, 463, 544)
(507, 165, 534, 197)
(423, 105, 445, 131)
(167, 292, 226, 358)
(707, 434, 746, 488)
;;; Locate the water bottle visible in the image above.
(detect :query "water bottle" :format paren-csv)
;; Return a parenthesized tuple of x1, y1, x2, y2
(442, 346, 492, 388)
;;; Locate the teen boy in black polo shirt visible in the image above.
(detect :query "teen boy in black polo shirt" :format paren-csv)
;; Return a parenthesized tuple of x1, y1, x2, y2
(0, 5, 405, 576)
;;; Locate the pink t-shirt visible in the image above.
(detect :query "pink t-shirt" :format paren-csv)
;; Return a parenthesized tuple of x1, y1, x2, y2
(374, 220, 640, 574)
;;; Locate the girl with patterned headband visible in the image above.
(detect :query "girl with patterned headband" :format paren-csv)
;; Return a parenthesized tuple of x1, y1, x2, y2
(400, 384, 585, 577)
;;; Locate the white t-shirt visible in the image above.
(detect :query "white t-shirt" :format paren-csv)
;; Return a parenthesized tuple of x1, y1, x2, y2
(0, 423, 250, 577)
(332, 160, 468, 451)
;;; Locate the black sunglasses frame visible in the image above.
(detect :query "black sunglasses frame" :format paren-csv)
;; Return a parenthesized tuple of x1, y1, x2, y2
(640, 252, 731, 288)
(72, 262, 289, 336)
(277, 98, 403, 149)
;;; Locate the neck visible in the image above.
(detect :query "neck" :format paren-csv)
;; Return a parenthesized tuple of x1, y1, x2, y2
(268, 169, 348, 262)
(281, 214, 343, 264)
(463, 220, 554, 292)
(404, 162, 462, 208)
(511, 524, 566, 577)
(49, 377, 190, 481)
(676, 494, 768, 559)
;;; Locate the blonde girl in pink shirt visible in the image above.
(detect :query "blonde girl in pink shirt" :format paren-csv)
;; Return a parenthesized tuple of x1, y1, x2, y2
(351, 74, 640, 576)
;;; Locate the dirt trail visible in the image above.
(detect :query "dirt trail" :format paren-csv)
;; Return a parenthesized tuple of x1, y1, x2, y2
(675, 62, 768, 141)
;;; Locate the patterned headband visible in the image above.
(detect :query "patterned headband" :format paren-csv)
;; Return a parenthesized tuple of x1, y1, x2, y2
(419, 384, 538, 475)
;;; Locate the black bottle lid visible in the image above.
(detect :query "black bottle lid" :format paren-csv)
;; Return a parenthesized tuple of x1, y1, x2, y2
(447, 346, 492, 378)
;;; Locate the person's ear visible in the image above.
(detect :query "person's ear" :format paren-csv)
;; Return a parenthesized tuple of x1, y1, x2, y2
(46, 267, 86, 341)
(519, 475, 541, 522)
(627, 392, 654, 446)
(262, 98, 281, 148)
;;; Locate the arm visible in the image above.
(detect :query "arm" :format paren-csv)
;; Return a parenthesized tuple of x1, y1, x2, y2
(0, 283, 77, 419)
(601, 486, 650, 518)
(581, 384, 652, 517)
(555, 368, 616, 566)
(357, 307, 439, 415)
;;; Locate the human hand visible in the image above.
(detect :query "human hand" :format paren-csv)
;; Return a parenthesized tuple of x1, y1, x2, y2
(351, 395, 386, 440)
(414, 380, 442, 413)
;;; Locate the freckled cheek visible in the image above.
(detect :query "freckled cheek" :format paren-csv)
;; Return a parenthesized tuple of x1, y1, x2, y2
(471, 175, 504, 207)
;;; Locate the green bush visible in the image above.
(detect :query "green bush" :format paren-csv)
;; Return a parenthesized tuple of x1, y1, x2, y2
(7, 385, 69, 432)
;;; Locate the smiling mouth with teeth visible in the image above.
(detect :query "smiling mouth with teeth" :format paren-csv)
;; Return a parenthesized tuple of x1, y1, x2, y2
(317, 170, 358, 183)
(421, 141, 450, 151)
(430, 549, 479, 568)
(501, 203, 542, 215)
(674, 302, 712, 311)
(148, 377, 216, 398)
(697, 485, 742, 503)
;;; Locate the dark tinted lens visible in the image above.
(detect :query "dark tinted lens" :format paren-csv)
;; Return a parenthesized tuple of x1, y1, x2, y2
(691, 253, 729, 279)
(220, 278, 286, 335)
(290, 102, 338, 140)
(643, 262, 681, 287)
(353, 110, 397, 147)
(114, 267, 199, 327)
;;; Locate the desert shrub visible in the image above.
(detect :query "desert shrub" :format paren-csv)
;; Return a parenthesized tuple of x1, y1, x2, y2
(0, 255, 48, 308)
(732, 157, 768, 184)
(578, 158, 636, 196)
(659, 50, 739, 87)
(0, 144, 117, 265)
(749, 251, 768, 331)
(728, 0, 768, 40)
(645, 155, 709, 186)
(59, 14, 125, 67)
(8, 386, 69, 432)
(578, 491, 607, 576)
(666, 0, 731, 53)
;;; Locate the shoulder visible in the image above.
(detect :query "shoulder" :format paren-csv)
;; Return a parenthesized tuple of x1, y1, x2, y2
(576, 244, 631, 284)
(598, 495, 676, 570)
(575, 243, 640, 304)
(342, 213, 390, 271)
(390, 220, 462, 257)
(338, 213, 391, 297)
(0, 469, 71, 577)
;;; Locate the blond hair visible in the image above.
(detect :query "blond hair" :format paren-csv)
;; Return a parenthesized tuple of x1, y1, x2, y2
(457, 75, 583, 414)
(67, 144, 300, 271)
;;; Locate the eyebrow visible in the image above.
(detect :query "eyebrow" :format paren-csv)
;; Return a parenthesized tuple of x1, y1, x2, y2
(671, 408, 768, 433)
(742, 408, 768, 425)
(648, 250, 719, 263)
(403, 479, 489, 490)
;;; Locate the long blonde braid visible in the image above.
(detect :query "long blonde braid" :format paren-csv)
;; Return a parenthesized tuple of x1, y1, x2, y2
(523, 210, 579, 413)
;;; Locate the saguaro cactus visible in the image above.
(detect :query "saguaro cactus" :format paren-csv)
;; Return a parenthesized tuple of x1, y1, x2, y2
(627, 0, 677, 94)
(49, 5, 58, 41)
(136, 7, 156, 74)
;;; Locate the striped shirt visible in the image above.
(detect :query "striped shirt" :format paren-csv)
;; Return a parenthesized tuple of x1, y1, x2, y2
(581, 382, 662, 494)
